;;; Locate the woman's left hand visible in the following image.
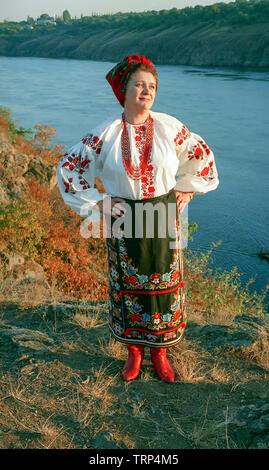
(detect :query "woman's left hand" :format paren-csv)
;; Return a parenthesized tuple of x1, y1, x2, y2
(174, 191, 194, 214)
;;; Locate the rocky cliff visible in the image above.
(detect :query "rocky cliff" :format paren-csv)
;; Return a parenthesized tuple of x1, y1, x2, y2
(0, 128, 57, 286)
(0, 22, 269, 68)
(0, 133, 56, 207)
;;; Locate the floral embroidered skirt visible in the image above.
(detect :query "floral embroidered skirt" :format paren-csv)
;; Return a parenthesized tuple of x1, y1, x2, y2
(107, 189, 187, 348)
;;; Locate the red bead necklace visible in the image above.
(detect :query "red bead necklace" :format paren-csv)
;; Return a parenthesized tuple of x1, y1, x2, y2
(121, 113, 154, 180)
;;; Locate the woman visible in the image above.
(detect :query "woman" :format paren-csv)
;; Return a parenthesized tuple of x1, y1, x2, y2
(57, 55, 219, 383)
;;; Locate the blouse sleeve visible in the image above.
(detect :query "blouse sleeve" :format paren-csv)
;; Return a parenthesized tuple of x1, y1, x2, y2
(57, 131, 108, 218)
(173, 122, 219, 194)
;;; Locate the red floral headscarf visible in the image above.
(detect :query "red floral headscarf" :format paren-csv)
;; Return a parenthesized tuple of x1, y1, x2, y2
(106, 55, 157, 107)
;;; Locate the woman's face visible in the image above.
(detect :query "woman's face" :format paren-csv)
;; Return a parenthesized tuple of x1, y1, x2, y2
(124, 69, 157, 114)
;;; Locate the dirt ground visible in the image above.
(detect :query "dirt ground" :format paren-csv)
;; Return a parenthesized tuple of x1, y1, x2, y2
(0, 299, 268, 450)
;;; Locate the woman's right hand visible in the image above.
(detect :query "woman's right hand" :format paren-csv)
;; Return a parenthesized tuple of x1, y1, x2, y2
(174, 191, 194, 215)
(93, 196, 126, 219)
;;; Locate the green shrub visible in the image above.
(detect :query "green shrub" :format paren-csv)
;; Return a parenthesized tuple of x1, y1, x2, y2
(0, 107, 33, 142)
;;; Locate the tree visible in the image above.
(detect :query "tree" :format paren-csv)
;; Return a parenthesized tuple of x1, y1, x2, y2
(55, 15, 63, 24)
(27, 16, 35, 26)
(63, 10, 71, 22)
(39, 14, 50, 20)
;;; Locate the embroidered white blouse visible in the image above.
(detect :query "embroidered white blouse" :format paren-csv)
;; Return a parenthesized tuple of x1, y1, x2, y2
(57, 111, 219, 217)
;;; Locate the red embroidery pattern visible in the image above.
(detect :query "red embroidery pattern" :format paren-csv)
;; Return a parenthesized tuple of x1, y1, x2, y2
(82, 134, 103, 155)
(134, 124, 146, 158)
(174, 125, 191, 146)
(121, 113, 153, 180)
(141, 164, 155, 199)
(61, 152, 92, 172)
(188, 143, 204, 161)
(61, 148, 92, 194)
(61, 153, 79, 170)
(78, 175, 91, 190)
(62, 177, 76, 194)
(198, 138, 211, 156)
(197, 161, 215, 180)
(133, 125, 155, 198)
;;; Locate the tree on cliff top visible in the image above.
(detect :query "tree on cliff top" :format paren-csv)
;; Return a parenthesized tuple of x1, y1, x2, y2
(27, 16, 35, 26)
(63, 10, 72, 22)
(39, 14, 50, 20)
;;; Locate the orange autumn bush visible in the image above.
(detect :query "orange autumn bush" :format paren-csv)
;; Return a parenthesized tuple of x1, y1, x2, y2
(29, 178, 109, 299)
(30, 124, 66, 166)
(0, 109, 109, 299)
(0, 115, 9, 135)
(12, 123, 65, 165)
(0, 178, 109, 299)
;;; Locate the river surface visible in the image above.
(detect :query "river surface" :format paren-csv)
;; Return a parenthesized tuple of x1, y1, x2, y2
(0, 56, 268, 298)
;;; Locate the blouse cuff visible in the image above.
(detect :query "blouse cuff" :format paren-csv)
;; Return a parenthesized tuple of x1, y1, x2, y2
(79, 192, 108, 218)
(173, 175, 219, 194)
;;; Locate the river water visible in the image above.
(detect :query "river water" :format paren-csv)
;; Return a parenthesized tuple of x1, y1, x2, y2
(0, 56, 268, 297)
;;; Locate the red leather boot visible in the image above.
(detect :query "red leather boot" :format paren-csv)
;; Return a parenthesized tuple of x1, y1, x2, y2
(122, 344, 144, 381)
(150, 347, 175, 382)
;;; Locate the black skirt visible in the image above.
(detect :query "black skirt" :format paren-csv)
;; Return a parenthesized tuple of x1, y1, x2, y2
(106, 189, 187, 348)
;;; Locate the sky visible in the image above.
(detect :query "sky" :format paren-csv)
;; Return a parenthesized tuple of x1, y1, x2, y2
(0, 0, 234, 22)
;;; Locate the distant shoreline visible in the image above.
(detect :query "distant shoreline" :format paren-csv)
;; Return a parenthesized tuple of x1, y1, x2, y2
(0, 21, 268, 68)
(1, 53, 269, 72)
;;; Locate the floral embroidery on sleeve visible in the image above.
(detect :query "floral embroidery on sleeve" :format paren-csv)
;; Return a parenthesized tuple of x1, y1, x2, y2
(196, 161, 215, 181)
(82, 133, 103, 155)
(78, 175, 91, 190)
(60, 146, 93, 193)
(198, 138, 211, 156)
(61, 153, 80, 170)
(174, 125, 191, 147)
(61, 151, 92, 171)
(62, 177, 76, 194)
(187, 142, 204, 161)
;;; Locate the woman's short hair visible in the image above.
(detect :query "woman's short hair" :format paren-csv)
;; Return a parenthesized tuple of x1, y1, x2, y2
(127, 63, 158, 88)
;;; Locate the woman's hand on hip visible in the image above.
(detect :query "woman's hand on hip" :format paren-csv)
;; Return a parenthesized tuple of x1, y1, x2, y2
(93, 196, 126, 219)
(174, 191, 194, 214)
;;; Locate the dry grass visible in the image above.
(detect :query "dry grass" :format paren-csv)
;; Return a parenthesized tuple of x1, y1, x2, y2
(238, 326, 269, 370)
(97, 336, 126, 360)
(0, 269, 70, 309)
(189, 306, 238, 327)
(168, 395, 236, 449)
(170, 340, 207, 383)
(71, 304, 106, 329)
(209, 363, 231, 383)
(0, 258, 268, 449)
(0, 314, 268, 449)
(170, 339, 231, 384)
(74, 366, 118, 429)
(0, 373, 72, 448)
(79, 365, 118, 403)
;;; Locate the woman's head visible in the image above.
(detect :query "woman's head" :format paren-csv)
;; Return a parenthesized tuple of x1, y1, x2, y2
(124, 66, 157, 114)
(106, 55, 158, 107)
